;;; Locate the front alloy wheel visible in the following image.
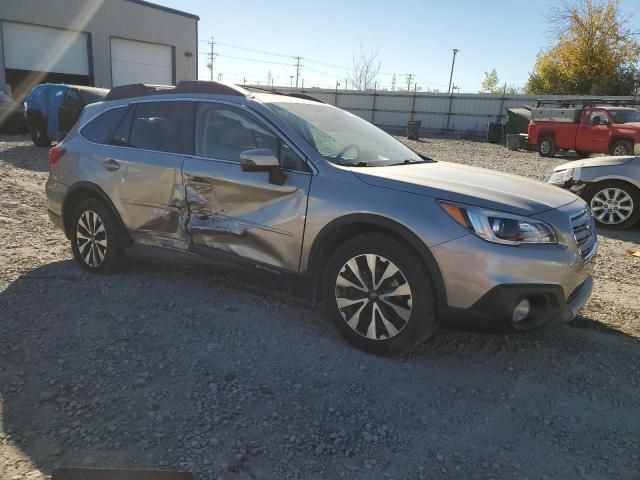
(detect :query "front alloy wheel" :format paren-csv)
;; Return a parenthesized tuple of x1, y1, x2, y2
(590, 188, 634, 226)
(76, 210, 108, 267)
(323, 233, 437, 355)
(335, 254, 412, 340)
(585, 180, 640, 230)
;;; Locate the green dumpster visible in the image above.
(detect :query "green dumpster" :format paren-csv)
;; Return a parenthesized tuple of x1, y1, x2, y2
(505, 108, 531, 135)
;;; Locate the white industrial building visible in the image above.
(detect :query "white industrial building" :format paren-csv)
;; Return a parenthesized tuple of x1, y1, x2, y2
(0, 0, 199, 98)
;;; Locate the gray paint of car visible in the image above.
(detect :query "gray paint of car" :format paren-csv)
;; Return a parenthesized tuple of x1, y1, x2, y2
(47, 91, 595, 311)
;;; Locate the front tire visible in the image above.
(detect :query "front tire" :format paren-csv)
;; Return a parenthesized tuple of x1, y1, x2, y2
(70, 198, 126, 273)
(322, 234, 437, 355)
(584, 180, 640, 230)
(538, 136, 555, 157)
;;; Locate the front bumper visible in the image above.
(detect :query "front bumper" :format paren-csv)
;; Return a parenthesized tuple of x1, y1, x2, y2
(441, 276, 593, 330)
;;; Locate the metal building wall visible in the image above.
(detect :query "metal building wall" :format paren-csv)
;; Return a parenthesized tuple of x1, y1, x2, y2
(272, 88, 637, 136)
(0, 0, 198, 89)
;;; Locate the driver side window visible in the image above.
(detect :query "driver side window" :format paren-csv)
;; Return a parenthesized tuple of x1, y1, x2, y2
(195, 103, 308, 171)
(589, 110, 605, 125)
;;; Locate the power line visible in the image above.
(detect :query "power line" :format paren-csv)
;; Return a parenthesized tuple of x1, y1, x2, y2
(211, 40, 295, 59)
(199, 52, 295, 67)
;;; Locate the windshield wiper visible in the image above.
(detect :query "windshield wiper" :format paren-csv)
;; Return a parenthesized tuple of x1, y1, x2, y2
(335, 161, 372, 167)
(386, 159, 430, 166)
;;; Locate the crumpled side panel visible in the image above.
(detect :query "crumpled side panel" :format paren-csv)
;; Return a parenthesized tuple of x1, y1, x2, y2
(182, 161, 310, 272)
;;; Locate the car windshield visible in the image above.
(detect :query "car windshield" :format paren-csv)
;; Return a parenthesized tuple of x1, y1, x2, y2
(267, 100, 426, 166)
(608, 109, 640, 124)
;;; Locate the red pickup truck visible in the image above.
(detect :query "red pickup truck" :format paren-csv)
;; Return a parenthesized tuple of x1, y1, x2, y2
(528, 106, 640, 157)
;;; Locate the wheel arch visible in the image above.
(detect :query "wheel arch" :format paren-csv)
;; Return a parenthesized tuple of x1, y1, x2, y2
(306, 213, 447, 307)
(608, 136, 634, 151)
(62, 181, 129, 241)
(537, 130, 555, 142)
(586, 176, 640, 190)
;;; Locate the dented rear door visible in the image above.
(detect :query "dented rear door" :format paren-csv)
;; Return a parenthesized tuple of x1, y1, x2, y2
(107, 100, 193, 250)
(183, 101, 312, 272)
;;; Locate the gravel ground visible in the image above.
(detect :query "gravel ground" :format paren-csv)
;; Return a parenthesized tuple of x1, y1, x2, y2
(1, 134, 639, 480)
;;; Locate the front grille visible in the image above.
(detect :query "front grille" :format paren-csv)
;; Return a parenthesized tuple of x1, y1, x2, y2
(571, 209, 598, 261)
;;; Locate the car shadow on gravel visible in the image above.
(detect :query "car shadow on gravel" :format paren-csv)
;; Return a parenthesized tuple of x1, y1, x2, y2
(1, 258, 639, 479)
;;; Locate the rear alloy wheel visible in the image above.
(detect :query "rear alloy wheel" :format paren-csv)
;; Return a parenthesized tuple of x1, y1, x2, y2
(538, 136, 555, 157)
(323, 234, 437, 355)
(585, 181, 640, 230)
(76, 210, 108, 267)
(70, 198, 126, 273)
(609, 140, 632, 156)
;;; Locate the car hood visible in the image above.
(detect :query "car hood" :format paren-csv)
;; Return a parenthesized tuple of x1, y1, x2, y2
(352, 161, 579, 216)
(553, 155, 635, 171)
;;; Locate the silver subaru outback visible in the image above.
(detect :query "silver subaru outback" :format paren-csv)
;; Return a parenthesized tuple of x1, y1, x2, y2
(45, 81, 597, 355)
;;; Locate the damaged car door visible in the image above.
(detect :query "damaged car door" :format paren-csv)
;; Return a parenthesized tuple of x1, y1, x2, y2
(106, 100, 192, 249)
(183, 101, 312, 272)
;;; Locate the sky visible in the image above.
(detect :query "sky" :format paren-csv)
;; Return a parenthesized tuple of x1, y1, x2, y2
(157, 0, 640, 92)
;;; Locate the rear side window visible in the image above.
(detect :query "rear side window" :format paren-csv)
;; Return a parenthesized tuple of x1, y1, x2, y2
(127, 102, 187, 154)
(80, 107, 127, 144)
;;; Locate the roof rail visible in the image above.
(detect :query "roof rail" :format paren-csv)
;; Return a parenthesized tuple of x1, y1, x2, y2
(243, 85, 325, 103)
(104, 80, 250, 101)
(174, 80, 249, 96)
(104, 83, 174, 101)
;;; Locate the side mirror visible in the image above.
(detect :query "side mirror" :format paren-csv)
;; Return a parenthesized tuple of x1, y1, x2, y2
(239, 148, 286, 185)
(591, 115, 601, 125)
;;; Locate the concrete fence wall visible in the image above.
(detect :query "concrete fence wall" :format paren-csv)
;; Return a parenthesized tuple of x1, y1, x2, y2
(267, 87, 638, 136)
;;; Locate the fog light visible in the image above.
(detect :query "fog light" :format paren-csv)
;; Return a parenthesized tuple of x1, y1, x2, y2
(512, 299, 531, 323)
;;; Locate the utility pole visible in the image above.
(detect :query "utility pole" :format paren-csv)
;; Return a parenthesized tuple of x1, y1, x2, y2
(345, 79, 349, 90)
(447, 48, 460, 94)
(295, 56, 301, 88)
(406, 73, 413, 91)
(208, 37, 215, 81)
(301, 79, 304, 90)
(336, 80, 340, 91)
(290, 75, 293, 87)
(217, 73, 223, 81)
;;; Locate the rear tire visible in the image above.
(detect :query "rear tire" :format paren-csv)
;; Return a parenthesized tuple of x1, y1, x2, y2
(322, 233, 437, 355)
(538, 136, 555, 157)
(29, 119, 51, 147)
(609, 140, 633, 156)
(70, 198, 127, 273)
(584, 180, 640, 230)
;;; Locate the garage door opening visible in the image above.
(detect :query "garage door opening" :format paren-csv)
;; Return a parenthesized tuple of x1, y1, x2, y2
(1, 22, 92, 100)
(111, 38, 174, 87)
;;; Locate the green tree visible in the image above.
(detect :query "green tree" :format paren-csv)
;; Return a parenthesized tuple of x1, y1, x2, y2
(525, 0, 640, 95)
(480, 69, 500, 93)
(480, 70, 521, 94)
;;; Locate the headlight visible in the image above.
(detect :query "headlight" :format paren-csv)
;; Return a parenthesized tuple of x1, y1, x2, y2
(548, 166, 582, 185)
(440, 202, 557, 245)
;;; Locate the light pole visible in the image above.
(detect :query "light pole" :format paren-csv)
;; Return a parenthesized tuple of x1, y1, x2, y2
(447, 48, 460, 94)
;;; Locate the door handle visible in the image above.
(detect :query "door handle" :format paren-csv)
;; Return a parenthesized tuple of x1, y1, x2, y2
(102, 158, 120, 171)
